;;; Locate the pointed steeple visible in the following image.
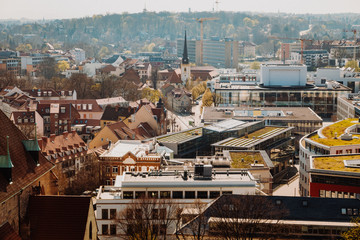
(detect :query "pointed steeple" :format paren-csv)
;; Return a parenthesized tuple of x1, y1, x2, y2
(182, 30, 189, 64)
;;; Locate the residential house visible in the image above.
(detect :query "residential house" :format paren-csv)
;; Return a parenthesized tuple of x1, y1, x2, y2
(99, 140, 162, 185)
(10, 110, 44, 138)
(100, 105, 136, 129)
(127, 103, 167, 136)
(29, 196, 97, 240)
(120, 68, 142, 87)
(39, 99, 103, 120)
(37, 102, 80, 136)
(23, 89, 77, 101)
(72, 119, 101, 142)
(89, 121, 153, 150)
(0, 110, 57, 237)
(38, 131, 94, 194)
(166, 88, 192, 114)
(134, 62, 152, 80)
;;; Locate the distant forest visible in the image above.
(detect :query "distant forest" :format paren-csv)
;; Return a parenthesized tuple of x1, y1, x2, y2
(1, 11, 360, 58)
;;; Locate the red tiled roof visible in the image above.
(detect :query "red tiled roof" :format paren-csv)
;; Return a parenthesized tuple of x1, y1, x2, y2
(0, 110, 54, 204)
(121, 68, 141, 85)
(38, 131, 88, 163)
(107, 121, 143, 140)
(0, 222, 21, 240)
(166, 70, 182, 84)
(29, 195, 93, 240)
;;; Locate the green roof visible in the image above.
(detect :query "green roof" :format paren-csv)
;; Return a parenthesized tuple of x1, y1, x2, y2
(22, 140, 41, 152)
(0, 155, 13, 168)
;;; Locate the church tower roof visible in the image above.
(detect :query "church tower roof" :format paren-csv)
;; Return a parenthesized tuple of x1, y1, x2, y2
(182, 30, 189, 64)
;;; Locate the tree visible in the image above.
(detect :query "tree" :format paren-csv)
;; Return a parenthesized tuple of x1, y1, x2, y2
(342, 217, 360, 240)
(209, 195, 288, 240)
(250, 61, 260, 70)
(38, 57, 57, 80)
(333, 48, 347, 67)
(191, 82, 207, 101)
(98, 46, 110, 59)
(151, 67, 158, 90)
(201, 88, 213, 107)
(345, 60, 360, 72)
(64, 153, 101, 195)
(16, 43, 32, 52)
(116, 80, 141, 101)
(141, 87, 162, 104)
(57, 60, 70, 72)
(176, 199, 208, 240)
(116, 197, 182, 240)
(68, 73, 94, 99)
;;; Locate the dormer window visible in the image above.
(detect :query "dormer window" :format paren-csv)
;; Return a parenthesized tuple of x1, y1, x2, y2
(17, 118, 22, 123)
(24, 118, 28, 123)
(30, 118, 34, 123)
(60, 107, 66, 113)
(37, 92, 41, 97)
(83, 104, 87, 110)
(48, 91, 52, 96)
(88, 104, 92, 110)
(69, 91, 72, 96)
(61, 91, 65, 96)
(43, 91, 47, 96)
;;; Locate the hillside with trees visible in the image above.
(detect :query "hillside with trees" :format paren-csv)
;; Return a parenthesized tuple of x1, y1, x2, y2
(1, 12, 360, 58)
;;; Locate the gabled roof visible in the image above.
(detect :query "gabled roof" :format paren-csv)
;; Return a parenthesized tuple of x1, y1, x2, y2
(0, 110, 54, 204)
(29, 195, 94, 240)
(107, 121, 144, 140)
(38, 131, 88, 163)
(101, 105, 135, 121)
(166, 69, 182, 84)
(121, 68, 141, 85)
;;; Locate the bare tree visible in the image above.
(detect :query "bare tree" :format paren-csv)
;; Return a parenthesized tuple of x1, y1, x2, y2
(116, 197, 182, 240)
(209, 195, 288, 240)
(176, 199, 208, 240)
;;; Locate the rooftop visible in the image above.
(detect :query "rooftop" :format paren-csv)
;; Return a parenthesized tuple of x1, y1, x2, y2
(227, 150, 274, 169)
(311, 154, 360, 174)
(202, 107, 322, 122)
(100, 140, 159, 158)
(213, 127, 289, 148)
(204, 119, 246, 132)
(310, 118, 360, 146)
(157, 127, 203, 143)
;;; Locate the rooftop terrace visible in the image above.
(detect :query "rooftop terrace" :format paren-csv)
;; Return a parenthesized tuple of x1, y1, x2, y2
(312, 154, 360, 174)
(229, 151, 273, 168)
(310, 118, 360, 146)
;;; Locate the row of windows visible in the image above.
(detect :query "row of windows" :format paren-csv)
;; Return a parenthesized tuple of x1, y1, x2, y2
(101, 224, 116, 235)
(319, 190, 359, 199)
(122, 190, 232, 199)
(17, 118, 34, 123)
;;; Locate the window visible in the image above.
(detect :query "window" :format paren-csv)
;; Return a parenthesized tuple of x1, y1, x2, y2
(106, 166, 110, 173)
(341, 208, 347, 215)
(24, 118, 28, 123)
(110, 224, 116, 235)
(88, 104, 92, 110)
(60, 107, 66, 113)
(160, 191, 170, 199)
(54, 114, 58, 119)
(210, 191, 220, 198)
(102, 209, 108, 219)
(83, 104, 87, 110)
(106, 180, 110, 185)
(152, 209, 159, 219)
(123, 191, 134, 199)
(17, 118, 21, 123)
(185, 191, 195, 199)
(302, 201, 308, 207)
(222, 191, 233, 195)
(135, 191, 145, 199)
(112, 167, 118, 173)
(102, 225, 108, 235)
(110, 209, 116, 219)
(30, 118, 34, 123)
(197, 191, 208, 199)
(148, 191, 158, 198)
(172, 191, 183, 199)
(89, 222, 92, 239)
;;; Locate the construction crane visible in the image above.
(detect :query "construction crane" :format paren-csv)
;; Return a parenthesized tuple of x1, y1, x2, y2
(196, 17, 218, 65)
(343, 29, 357, 61)
(268, 36, 313, 64)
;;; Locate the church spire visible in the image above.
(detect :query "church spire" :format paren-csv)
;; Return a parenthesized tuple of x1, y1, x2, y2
(182, 30, 189, 64)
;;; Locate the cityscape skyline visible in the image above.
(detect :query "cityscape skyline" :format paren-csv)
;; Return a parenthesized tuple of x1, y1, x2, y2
(2, 0, 360, 20)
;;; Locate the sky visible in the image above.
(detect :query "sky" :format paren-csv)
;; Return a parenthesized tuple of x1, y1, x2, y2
(2, 0, 360, 20)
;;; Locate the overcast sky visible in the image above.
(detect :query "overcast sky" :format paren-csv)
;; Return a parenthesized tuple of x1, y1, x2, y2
(2, 0, 360, 20)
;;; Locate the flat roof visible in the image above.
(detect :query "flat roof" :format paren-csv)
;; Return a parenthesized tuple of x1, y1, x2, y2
(309, 118, 360, 146)
(204, 119, 246, 132)
(213, 127, 290, 148)
(311, 154, 360, 175)
(227, 150, 274, 168)
(202, 107, 322, 122)
(157, 127, 203, 143)
(114, 171, 255, 188)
